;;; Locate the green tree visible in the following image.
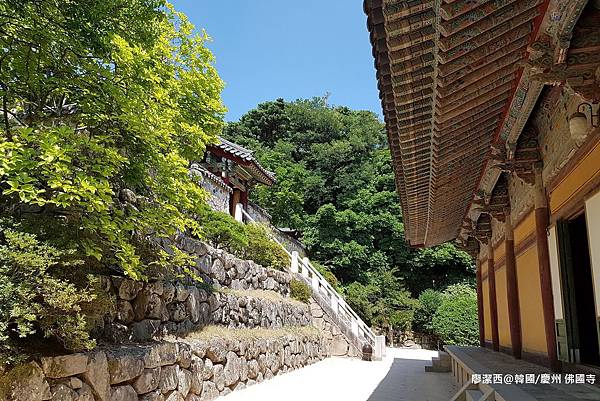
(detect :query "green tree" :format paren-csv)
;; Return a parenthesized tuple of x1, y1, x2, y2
(0, 1, 225, 279)
(413, 289, 444, 334)
(431, 284, 479, 346)
(225, 98, 475, 327)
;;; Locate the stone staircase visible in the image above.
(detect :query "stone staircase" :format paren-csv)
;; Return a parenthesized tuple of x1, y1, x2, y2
(239, 205, 386, 360)
(425, 351, 451, 373)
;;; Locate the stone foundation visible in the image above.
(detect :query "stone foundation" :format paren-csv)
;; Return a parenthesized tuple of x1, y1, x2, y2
(392, 331, 439, 350)
(103, 278, 311, 343)
(0, 330, 327, 401)
(308, 299, 361, 358)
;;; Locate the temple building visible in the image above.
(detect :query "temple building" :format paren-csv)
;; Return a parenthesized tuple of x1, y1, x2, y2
(365, 0, 600, 396)
(191, 137, 275, 217)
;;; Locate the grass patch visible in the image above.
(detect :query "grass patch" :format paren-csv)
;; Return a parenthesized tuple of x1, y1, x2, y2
(184, 325, 321, 341)
(218, 288, 307, 307)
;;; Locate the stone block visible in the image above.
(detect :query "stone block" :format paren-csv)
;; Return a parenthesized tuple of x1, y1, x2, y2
(82, 351, 110, 401)
(177, 369, 192, 398)
(41, 354, 88, 379)
(144, 342, 178, 368)
(159, 365, 179, 394)
(0, 362, 51, 401)
(131, 319, 161, 341)
(200, 382, 218, 401)
(223, 351, 240, 387)
(107, 350, 145, 384)
(50, 384, 77, 401)
(111, 385, 137, 401)
(132, 368, 161, 394)
(211, 364, 224, 392)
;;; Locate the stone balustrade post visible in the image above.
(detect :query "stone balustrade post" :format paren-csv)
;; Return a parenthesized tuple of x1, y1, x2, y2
(291, 251, 299, 273)
(312, 272, 319, 291)
(351, 320, 359, 336)
(234, 202, 243, 223)
(330, 295, 339, 314)
(301, 257, 310, 277)
(374, 335, 386, 360)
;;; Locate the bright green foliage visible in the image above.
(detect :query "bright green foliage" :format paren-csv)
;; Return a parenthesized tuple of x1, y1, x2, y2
(224, 98, 475, 328)
(0, 224, 111, 366)
(197, 208, 289, 271)
(431, 284, 479, 346)
(199, 207, 249, 254)
(241, 224, 290, 271)
(412, 289, 444, 334)
(345, 268, 418, 334)
(0, 1, 225, 279)
(290, 279, 311, 304)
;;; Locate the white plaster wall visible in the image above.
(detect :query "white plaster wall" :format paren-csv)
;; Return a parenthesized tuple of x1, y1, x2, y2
(585, 190, 600, 314)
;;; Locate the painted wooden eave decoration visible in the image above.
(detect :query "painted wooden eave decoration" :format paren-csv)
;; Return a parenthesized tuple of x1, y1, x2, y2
(208, 137, 276, 186)
(364, 0, 591, 247)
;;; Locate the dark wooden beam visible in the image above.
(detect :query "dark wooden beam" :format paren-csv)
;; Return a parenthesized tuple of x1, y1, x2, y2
(504, 206, 522, 359)
(488, 240, 500, 352)
(476, 258, 486, 347)
(534, 163, 560, 372)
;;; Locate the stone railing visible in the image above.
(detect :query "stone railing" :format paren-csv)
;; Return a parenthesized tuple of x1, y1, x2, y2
(103, 277, 312, 343)
(4, 332, 327, 401)
(237, 205, 386, 360)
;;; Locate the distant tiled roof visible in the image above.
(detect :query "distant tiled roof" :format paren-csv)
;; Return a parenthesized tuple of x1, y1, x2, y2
(210, 137, 276, 186)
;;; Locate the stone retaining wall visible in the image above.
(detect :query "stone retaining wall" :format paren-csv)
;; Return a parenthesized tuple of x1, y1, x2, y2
(2, 333, 326, 401)
(103, 277, 311, 343)
(309, 299, 361, 358)
(211, 292, 311, 330)
(172, 236, 291, 296)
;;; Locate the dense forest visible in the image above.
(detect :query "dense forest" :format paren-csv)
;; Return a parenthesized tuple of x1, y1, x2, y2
(224, 97, 476, 336)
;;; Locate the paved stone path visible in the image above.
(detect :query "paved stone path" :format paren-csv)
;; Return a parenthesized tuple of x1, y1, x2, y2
(223, 348, 458, 401)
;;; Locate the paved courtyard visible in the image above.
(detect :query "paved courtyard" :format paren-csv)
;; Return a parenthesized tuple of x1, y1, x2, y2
(223, 347, 458, 401)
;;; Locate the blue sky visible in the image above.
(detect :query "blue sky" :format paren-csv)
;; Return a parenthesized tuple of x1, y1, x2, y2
(169, 1, 382, 122)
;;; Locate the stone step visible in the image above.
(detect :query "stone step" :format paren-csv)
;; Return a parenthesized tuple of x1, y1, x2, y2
(466, 389, 484, 401)
(425, 352, 452, 372)
(425, 364, 452, 372)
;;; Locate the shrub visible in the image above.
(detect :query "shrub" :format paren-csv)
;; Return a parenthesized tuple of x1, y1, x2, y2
(199, 207, 249, 253)
(412, 289, 443, 334)
(0, 225, 112, 366)
(431, 284, 479, 346)
(198, 213, 289, 271)
(290, 279, 311, 303)
(242, 224, 290, 271)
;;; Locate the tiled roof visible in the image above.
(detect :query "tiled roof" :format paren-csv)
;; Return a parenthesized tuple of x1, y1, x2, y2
(364, 0, 546, 246)
(210, 137, 276, 186)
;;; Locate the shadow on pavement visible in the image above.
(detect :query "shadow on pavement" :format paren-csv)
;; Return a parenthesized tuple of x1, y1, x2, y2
(367, 357, 457, 401)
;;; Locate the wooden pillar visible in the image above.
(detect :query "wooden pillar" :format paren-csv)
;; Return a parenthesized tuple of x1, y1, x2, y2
(230, 188, 241, 216)
(504, 207, 522, 358)
(488, 239, 500, 351)
(476, 258, 486, 347)
(534, 164, 560, 371)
